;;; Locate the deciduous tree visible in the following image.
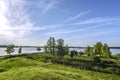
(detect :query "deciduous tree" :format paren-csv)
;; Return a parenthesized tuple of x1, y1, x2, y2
(101, 43, 111, 58)
(18, 46, 22, 54)
(64, 45, 69, 55)
(90, 47, 95, 57)
(36, 47, 41, 51)
(85, 46, 91, 56)
(47, 37, 56, 55)
(5, 45, 15, 55)
(94, 42, 103, 57)
(56, 39, 66, 57)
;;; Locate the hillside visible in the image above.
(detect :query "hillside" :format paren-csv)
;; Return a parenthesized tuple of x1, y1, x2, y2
(0, 54, 120, 80)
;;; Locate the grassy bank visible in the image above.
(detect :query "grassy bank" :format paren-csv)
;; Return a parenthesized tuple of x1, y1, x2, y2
(0, 53, 120, 80)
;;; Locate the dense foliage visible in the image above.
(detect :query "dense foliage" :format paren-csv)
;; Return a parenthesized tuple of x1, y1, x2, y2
(44, 37, 68, 57)
(85, 42, 111, 58)
(44, 37, 111, 58)
(5, 45, 15, 55)
(36, 47, 41, 51)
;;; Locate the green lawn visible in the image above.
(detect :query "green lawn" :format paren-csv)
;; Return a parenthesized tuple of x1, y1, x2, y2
(0, 55, 120, 80)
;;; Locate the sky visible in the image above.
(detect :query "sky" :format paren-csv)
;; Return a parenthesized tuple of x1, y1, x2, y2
(0, 0, 120, 47)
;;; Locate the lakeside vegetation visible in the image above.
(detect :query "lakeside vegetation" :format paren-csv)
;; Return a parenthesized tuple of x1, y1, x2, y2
(0, 37, 120, 80)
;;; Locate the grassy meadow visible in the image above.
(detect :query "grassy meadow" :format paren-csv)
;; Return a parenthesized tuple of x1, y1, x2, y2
(0, 53, 120, 80)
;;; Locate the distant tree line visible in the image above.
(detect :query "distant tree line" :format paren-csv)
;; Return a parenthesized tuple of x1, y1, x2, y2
(85, 42, 111, 58)
(43, 37, 111, 58)
(4, 37, 111, 58)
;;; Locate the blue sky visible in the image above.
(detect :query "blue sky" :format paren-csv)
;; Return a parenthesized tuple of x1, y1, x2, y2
(0, 0, 120, 46)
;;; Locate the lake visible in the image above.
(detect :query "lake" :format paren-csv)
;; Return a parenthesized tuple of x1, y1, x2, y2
(0, 48, 43, 56)
(0, 48, 120, 56)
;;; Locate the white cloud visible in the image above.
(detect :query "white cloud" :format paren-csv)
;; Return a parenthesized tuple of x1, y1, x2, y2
(44, 22, 115, 35)
(65, 11, 91, 22)
(42, 1, 57, 15)
(74, 17, 120, 25)
(35, 0, 59, 16)
(0, 0, 44, 45)
(0, 0, 63, 45)
(67, 29, 120, 46)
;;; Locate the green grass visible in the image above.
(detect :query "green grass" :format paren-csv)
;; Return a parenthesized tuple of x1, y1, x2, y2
(0, 54, 120, 80)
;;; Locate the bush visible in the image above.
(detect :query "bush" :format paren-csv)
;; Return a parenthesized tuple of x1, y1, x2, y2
(93, 57, 101, 63)
(0, 68, 6, 72)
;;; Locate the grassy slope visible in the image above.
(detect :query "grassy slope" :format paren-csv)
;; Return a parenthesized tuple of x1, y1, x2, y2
(0, 56, 120, 80)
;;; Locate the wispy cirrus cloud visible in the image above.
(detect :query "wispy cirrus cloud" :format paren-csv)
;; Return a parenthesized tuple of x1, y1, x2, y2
(65, 10, 91, 22)
(0, 0, 43, 44)
(44, 22, 116, 35)
(38, 24, 65, 30)
(34, 0, 60, 16)
(41, 0, 58, 15)
(74, 17, 120, 25)
(67, 28, 120, 41)
(0, 0, 62, 45)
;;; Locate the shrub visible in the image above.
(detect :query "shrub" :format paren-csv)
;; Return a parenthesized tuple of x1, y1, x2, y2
(0, 68, 6, 72)
(93, 57, 101, 63)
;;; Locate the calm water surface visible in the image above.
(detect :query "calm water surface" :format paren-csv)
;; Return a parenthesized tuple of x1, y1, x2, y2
(0, 48, 120, 56)
(0, 48, 43, 56)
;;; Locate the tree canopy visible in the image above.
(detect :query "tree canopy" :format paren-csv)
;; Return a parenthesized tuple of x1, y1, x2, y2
(5, 45, 15, 55)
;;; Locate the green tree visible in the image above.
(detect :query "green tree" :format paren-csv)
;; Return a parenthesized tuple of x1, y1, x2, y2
(5, 45, 15, 55)
(36, 47, 41, 51)
(94, 42, 103, 57)
(70, 50, 74, 58)
(56, 39, 66, 57)
(70, 50, 78, 58)
(93, 56, 101, 63)
(78, 51, 84, 56)
(90, 47, 95, 57)
(64, 45, 69, 55)
(101, 43, 111, 58)
(18, 46, 22, 54)
(85, 46, 91, 56)
(44, 45, 48, 53)
(47, 38, 52, 54)
(47, 37, 56, 55)
(52, 37, 56, 55)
